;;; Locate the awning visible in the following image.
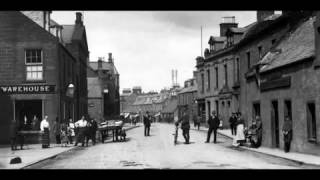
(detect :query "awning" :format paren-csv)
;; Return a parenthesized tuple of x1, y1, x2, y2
(155, 112, 161, 117)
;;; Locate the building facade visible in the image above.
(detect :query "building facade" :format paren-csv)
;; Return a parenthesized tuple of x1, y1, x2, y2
(88, 53, 120, 120)
(177, 78, 198, 123)
(0, 11, 89, 143)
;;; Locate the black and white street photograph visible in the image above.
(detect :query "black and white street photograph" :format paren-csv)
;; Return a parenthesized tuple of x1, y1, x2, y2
(1, 10, 320, 169)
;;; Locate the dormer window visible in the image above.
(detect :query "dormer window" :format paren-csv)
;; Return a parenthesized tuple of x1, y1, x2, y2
(227, 35, 234, 47)
(210, 44, 215, 52)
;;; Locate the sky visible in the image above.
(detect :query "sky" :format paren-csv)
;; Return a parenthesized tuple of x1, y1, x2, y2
(51, 11, 260, 93)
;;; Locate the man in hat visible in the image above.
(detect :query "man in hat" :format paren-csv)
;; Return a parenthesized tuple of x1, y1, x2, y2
(206, 111, 220, 143)
(143, 111, 151, 136)
(282, 116, 292, 153)
(175, 110, 191, 144)
(229, 113, 237, 135)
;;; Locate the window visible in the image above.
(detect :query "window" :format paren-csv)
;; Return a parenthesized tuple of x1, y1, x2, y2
(246, 51, 251, 70)
(236, 57, 240, 82)
(224, 64, 228, 86)
(258, 46, 262, 59)
(201, 73, 204, 93)
(207, 69, 210, 91)
(271, 39, 276, 45)
(215, 67, 218, 88)
(215, 100, 219, 115)
(210, 44, 215, 52)
(307, 102, 317, 142)
(25, 49, 43, 81)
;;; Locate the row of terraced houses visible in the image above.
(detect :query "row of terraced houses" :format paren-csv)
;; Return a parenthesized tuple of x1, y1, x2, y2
(195, 11, 320, 156)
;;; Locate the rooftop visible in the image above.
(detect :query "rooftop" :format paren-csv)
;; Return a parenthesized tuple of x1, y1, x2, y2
(259, 16, 315, 73)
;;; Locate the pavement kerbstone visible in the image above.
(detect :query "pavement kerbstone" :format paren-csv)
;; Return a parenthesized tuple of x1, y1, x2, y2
(188, 124, 320, 167)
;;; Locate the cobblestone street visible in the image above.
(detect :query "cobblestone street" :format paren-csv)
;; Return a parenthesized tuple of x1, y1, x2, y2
(25, 123, 320, 169)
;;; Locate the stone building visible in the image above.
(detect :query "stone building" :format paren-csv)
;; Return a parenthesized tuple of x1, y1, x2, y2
(0, 11, 89, 143)
(196, 16, 247, 127)
(177, 78, 198, 123)
(239, 11, 320, 155)
(88, 53, 120, 120)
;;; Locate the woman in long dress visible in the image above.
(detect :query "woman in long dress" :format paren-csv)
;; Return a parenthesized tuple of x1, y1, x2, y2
(40, 116, 50, 148)
(232, 114, 246, 147)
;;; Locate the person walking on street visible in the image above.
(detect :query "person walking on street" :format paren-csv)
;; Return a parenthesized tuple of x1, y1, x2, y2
(282, 116, 292, 153)
(40, 116, 50, 148)
(143, 111, 151, 136)
(206, 111, 220, 143)
(175, 110, 190, 144)
(9, 119, 18, 151)
(67, 118, 75, 144)
(229, 113, 237, 135)
(53, 117, 61, 144)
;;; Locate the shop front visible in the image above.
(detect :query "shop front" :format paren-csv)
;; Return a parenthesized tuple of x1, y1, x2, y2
(0, 84, 57, 144)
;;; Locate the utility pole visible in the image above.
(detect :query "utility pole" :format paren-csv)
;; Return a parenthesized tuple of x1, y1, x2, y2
(201, 26, 203, 57)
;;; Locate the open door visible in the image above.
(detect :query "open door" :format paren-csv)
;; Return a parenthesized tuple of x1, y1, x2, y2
(271, 100, 280, 148)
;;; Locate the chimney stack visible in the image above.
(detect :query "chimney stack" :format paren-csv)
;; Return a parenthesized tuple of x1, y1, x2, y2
(220, 16, 238, 37)
(75, 12, 83, 26)
(108, 53, 113, 63)
(98, 57, 103, 69)
(257, 11, 274, 22)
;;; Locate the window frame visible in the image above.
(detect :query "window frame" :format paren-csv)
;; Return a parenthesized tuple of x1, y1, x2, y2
(25, 49, 44, 81)
(306, 101, 317, 143)
(246, 51, 251, 70)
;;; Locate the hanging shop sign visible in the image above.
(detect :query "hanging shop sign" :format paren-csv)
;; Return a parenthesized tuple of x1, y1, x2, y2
(0, 85, 55, 94)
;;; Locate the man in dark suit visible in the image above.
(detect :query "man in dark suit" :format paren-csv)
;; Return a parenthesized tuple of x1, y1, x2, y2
(175, 110, 190, 144)
(143, 111, 151, 136)
(206, 111, 220, 143)
(229, 113, 237, 135)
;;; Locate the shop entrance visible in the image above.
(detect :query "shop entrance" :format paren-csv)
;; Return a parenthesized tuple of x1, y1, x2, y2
(15, 100, 42, 130)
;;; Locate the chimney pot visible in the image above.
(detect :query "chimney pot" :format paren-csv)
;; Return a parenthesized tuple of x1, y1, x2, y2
(76, 12, 83, 25)
(108, 53, 113, 63)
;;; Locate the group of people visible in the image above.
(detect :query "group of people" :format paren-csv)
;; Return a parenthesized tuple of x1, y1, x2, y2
(172, 109, 293, 153)
(10, 115, 99, 150)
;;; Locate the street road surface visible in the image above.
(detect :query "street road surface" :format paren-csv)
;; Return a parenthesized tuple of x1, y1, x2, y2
(26, 123, 320, 169)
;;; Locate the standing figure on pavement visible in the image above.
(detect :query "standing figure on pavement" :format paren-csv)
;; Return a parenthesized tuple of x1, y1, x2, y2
(143, 111, 151, 136)
(60, 122, 69, 147)
(229, 113, 237, 135)
(175, 110, 190, 144)
(255, 116, 263, 147)
(206, 111, 220, 143)
(53, 117, 61, 144)
(10, 119, 18, 151)
(40, 116, 50, 148)
(74, 116, 88, 147)
(232, 112, 246, 147)
(282, 116, 292, 153)
(90, 119, 98, 145)
(67, 118, 75, 144)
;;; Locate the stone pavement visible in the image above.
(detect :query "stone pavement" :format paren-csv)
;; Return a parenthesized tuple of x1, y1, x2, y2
(0, 123, 140, 169)
(190, 125, 320, 166)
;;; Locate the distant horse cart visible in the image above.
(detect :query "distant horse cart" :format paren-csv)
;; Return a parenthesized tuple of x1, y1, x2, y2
(98, 120, 126, 143)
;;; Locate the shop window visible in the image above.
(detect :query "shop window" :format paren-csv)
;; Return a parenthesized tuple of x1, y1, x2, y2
(307, 102, 317, 142)
(25, 49, 43, 81)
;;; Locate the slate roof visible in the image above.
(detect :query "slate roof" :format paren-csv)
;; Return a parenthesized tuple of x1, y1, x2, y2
(259, 17, 315, 73)
(133, 93, 169, 105)
(229, 27, 246, 34)
(61, 25, 75, 43)
(178, 85, 197, 94)
(89, 61, 119, 75)
(209, 36, 226, 43)
(161, 98, 178, 114)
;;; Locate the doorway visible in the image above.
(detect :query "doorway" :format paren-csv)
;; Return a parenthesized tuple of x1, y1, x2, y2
(15, 100, 42, 130)
(271, 100, 280, 148)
